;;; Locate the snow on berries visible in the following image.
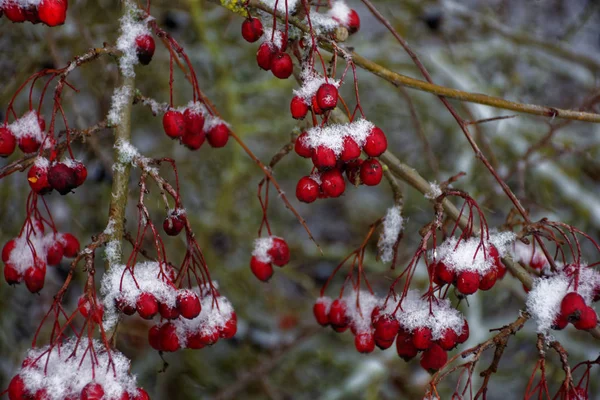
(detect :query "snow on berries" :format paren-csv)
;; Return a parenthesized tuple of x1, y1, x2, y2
(1, 0, 68, 26)
(135, 34, 156, 65)
(115, 3, 152, 77)
(27, 157, 88, 195)
(8, 110, 45, 154)
(0, 124, 17, 157)
(163, 209, 185, 236)
(9, 338, 142, 400)
(249, 236, 290, 281)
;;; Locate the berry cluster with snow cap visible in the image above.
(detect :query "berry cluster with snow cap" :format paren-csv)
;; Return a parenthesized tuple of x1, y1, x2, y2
(7, 338, 150, 400)
(1, 0, 68, 26)
(526, 264, 599, 334)
(27, 157, 88, 195)
(249, 236, 291, 282)
(4, 110, 46, 155)
(432, 232, 515, 295)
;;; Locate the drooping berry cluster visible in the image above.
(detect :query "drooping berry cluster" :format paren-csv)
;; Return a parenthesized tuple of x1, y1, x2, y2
(249, 236, 291, 281)
(0, 0, 68, 27)
(7, 338, 150, 400)
(27, 157, 87, 195)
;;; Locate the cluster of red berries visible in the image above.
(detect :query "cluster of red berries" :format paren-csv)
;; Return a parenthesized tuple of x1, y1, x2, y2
(162, 103, 230, 150)
(249, 236, 290, 281)
(294, 124, 388, 203)
(0, 111, 46, 156)
(28, 158, 87, 195)
(289, 82, 339, 120)
(1, 0, 68, 27)
(116, 286, 201, 321)
(134, 34, 156, 65)
(3, 230, 80, 292)
(553, 292, 598, 331)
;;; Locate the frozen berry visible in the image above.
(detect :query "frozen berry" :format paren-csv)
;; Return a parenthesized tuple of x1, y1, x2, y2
(136, 292, 159, 319)
(328, 299, 349, 329)
(46, 239, 64, 266)
(148, 325, 162, 350)
(360, 158, 383, 186)
(61, 233, 80, 258)
(71, 160, 88, 187)
(311, 146, 336, 170)
(250, 256, 273, 281)
(296, 176, 319, 203)
(345, 159, 363, 185)
(135, 389, 150, 400)
(373, 314, 400, 343)
(436, 328, 458, 350)
(8, 375, 28, 400)
(241, 17, 264, 42)
(313, 299, 330, 326)
(316, 83, 338, 111)
(434, 261, 454, 284)
(256, 43, 276, 70)
(268, 237, 290, 267)
(182, 109, 205, 150)
(271, 52, 293, 79)
(294, 132, 312, 158)
(478, 267, 498, 291)
(81, 383, 105, 400)
(347, 9, 360, 34)
(4, 263, 21, 285)
(396, 329, 418, 361)
(160, 322, 181, 352)
(457, 319, 469, 343)
(28, 163, 52, 194)
(24, 262, 46, 293)
(163, 213, 185, 236)
(135, 34, 155, 65)
(4, 3, 27, 22)
(363, 127, 387, 157)
(561, 292, 586, 320)
(219, 312, 237, 339)
(340, 136, 360, 162)
(38, 0, 68, 26)
(0, 126, 16, 157)
(420, 343, 447, 373)
(573, 307, 597, 330)
(310, 95, 324, 115)
(290, 96, 309, 120)
(207, 123, 230, 148)
(48, 162, 77, 195)
(116, 296, 136, 316)
(552, 313, 569, 330)
(412, 326, 433, 350)
(186, 330, 205, 350)
(163, 110, 185, 139)
(2, 239, 16, 263)
(354, 331, 375, 353)
(177, 290, 201, 319)
(159, 302, 180, 320)
(320, 169, 345, 198)
(456, 270, 480, 295)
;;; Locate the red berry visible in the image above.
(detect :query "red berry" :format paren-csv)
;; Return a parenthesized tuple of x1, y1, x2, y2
(290, 96, 309, 120)
(320, 169, 346, 198)
(250, 256, 273, 281)
(198, 329, 220, 345)
(359, 158, 383, 186)
(71, 160, 88, 187)
(8, 375, 28, 400)
(310, 95, 324, 115)
(135, 389, 150, 400)
(271, 52, 293, 79)
(78, 296, 92, 318)
(340, 136, 361, 162)
(136, 292, 159, 319)
(62, 233, 80, 258)
(48, 162, 78, 195)
(116, 296, 136, 316)
(560, 292, 586, 320)
(4, 263, 21, 285)
(316, 83, 338, 111)
(412, 326, 433, 350)
(207, 123, 230, 148)
(256, 43, 276, 70)
(420, 343, 447, 373)
(295, 176, 319, 203)
(135, 34, 155, 65)
(0, 126, 16, 157)
(456, 319, 469, 343)
(148, 325, 162, 350)
(81, 382, 105, 400)
(456, 270, 480, 295)
(313, 299, 330, 326)
(4, 3, 26, 22)
(436, 328, 458, 350)
(176, 290, 201, 319)
(363, 127, 387, 157)
(159, 302, 180, 320)
(119, 391, 131, 400)
(328, 299, 349, 329)
(163, 213, 185, 236)
(434, 261, 455, 284)
(28, 163, 52, 195)
(268, 237, 290, 267)
(186, 330, 205, 350)
(552, 313, 569, 330)
(373, 314, 400, 343)
(478, 267, 498, 291)
(38, 0, 68, 26)
(396, 329, 418, 361)
(241, 17, 264, 42)
(345, 159, 363, 185)
(78, 299, 103, 323)
(162, 110, 185, 139)
(347, 9, 361, 34)
(25, 262, 46, 293)
(219, 312, 237, 339)
(160, 322, 181, 352)
(294, 132, 312, 158)
(311, 146, 336, 170)
(354, 331, 375, 353)
(182, 109, 206, 150)
(573, 307, 597, 330)
(35, 388, 50, 400)
(2, 239, 16, 263)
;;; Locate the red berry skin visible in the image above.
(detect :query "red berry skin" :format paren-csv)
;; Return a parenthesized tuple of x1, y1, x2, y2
(48, 162, 78, 195)
(159, 302, 180, 320)
(116, 296, 136, 316)
(478, 267, 498, 291)
(2, 239, 16, 263)
(268, 237, 290, 267)
(25, 262, 46, 293)
(0, 126, 16, 157)
(207, 123, 230, 148)
(363, 127, 387, 157)
(313, 301, 330, 326)
(573, 307, 597, 330)
(186, 331, 206, 350)
(162, 111, 185, 139)
(81, 382, 105, 400)
(456, 270, 480, 295)
(18, 135, 42, 154)
(345, 159, 363, 185)
(256, 43, 276, 70)
(354, 331, 375, 353)
(182, 109, 206, 150)
(373, 314, 400, 343)
(320, 169, 346, 198)
(347, 9, 361, 34)
(295, 176, 319, 203)
(312, 146, 337, 170)
(72, 161, 88, 187)
(434, 261, 455, 284)
(4, 263, 22, 285)
(38, 0, 68, 26)
(436, 328, 458, 350)
(250, 256, 274, 281)
(290, 96, 309, 120)
(199, 329, 220, 346)
(412, 326, 433, 350)
(316, 83, 338, 111)
(294, 132, 312, 158)
(135, 389, 151, 400)
(135, 34, 155, 65)
(163, 214, 185, 236)
(219, 312, 237, 339)
(241, 17, 264, 43)
(160, 322, 181, 352)
(4, 4, 26, 22)
(420, 343, 447, 373)
(271, 52, 293, 79)
(552, 313, 569, 330)
(340, 136, 361, 162)
(35, 388, 51, 400)
(310, 95, 324, 115)
(28, 164, 53, 195)
(8, 375, 28, 400)
(396, 329, 418, 361)
(360, 158, 383, 186)
(456, 319, 469, 344)
(136, 292, 159, 319)
(148, 325, 162, 350)
(176, 291, 201, 319)
(560, 292, 586, 320)
(62, 233, 80, 258)
(119, 392, 131, 400)
(328, 299, 349, 329)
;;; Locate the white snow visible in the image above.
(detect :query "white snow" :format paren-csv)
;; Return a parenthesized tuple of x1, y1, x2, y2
(303, 119, 374, 156)
(259, 0, 300, 14)
(343, 289, 380, 333)
(114, 139, 140, 165)
(19, 337, 137, 400)
(424, 182, 442, 200)
(7, 231, 54, 274)
(378, 205, 403, 263)
(260, 29, 286, 52)
(328, 1, 351, 26)
(293, 66, 340, 102)
(0, 0, 43, 6)
(514, 241, 548, 269)
(252, 237, 274, 264)
(8, 110, 44, 141)
(115, 1, 151, 77)
(107, 86, 133, 127)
